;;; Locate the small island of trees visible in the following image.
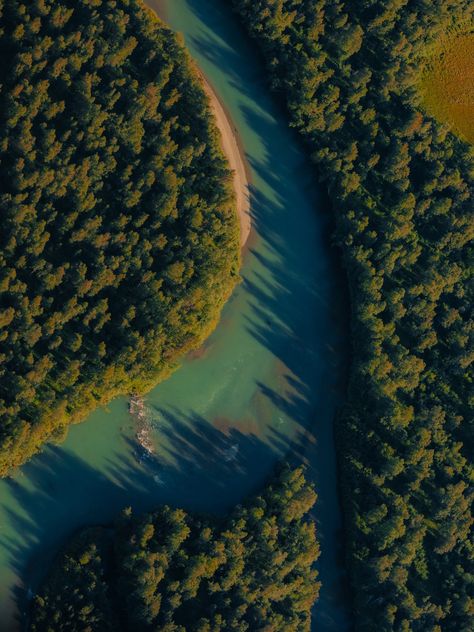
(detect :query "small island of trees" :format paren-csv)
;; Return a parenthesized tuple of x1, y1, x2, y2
(0, 0, 240, 474)
(30, 466, 320, 632)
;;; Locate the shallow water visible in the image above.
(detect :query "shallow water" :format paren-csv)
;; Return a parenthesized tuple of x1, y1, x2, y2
(0, 0, 350, 629)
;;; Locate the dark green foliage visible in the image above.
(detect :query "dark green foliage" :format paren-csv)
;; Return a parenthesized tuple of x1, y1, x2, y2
(230, 0, 473, 630)
(30, 528, 116, 632)
(30, 466, 320, 631)
(0, 0, 240, 473)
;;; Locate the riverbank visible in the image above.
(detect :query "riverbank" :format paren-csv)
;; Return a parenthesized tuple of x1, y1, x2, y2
(199, 70, 251, 247)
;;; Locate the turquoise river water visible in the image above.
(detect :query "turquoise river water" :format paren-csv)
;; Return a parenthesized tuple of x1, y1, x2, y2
(0, 0, 351, 629)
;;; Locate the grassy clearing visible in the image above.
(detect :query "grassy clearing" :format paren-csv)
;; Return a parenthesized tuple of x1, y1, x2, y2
(420, 29, 474, 144)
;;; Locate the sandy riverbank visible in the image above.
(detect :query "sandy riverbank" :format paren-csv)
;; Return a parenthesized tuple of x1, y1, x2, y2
(198, 72, 251, 247)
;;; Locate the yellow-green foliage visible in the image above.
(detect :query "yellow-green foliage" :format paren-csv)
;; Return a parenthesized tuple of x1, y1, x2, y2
(420, 28, 474, 143)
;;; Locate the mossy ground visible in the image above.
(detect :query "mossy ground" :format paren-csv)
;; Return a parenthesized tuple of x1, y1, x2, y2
(420, 29, 474, 143)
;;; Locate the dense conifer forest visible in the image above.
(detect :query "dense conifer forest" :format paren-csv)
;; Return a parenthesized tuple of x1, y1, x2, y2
(230, 0, 473, 630)
(30, 466, 319, 631)
(0, 0, 240, 474)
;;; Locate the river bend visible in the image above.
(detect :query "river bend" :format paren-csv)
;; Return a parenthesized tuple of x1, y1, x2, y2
(0, 0, 350, 629)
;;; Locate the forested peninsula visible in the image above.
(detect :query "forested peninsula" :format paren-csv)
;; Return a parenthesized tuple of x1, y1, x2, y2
(230, 0, 473, 630)
(30, 466, 320, 632)
(0, 0, 240, 474)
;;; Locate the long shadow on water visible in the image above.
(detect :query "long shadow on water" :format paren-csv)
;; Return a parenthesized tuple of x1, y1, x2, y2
(172, 1, 353, 627)
(243, 113, 351, 630)
(2, 420, 292, 630)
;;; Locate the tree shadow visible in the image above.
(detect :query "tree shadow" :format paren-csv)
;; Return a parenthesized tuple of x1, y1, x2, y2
(0, 446, 153, 629)
(245, 85, 352, 625)
(0, 415, 291, 630)
(111, 409, 292, 514)
(184, 0, 265, 91)
(165, 1, 353, 628)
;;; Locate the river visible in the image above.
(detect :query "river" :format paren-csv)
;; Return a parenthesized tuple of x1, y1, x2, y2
(0, 0, 350, 629)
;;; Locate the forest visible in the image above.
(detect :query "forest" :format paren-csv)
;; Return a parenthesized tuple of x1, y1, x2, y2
(30, 466, 320, 631)
(0, 0, 240, 474)
(230, 0, 473, 630)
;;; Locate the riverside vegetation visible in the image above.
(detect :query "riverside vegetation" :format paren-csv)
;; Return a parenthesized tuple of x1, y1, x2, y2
(30, 466, 320, 632)
(230, 0, 473, 630)
(0, 0, 240, 474)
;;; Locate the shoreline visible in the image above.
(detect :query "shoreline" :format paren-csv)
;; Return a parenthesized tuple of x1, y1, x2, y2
(197, 69, 251, 248)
